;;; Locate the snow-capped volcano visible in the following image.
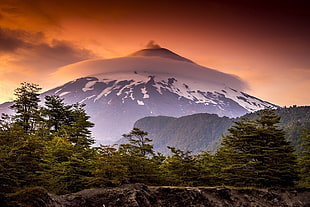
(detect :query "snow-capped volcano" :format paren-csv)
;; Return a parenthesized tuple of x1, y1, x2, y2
(39, 47, 277, 143)
(129, 47, 194, 63)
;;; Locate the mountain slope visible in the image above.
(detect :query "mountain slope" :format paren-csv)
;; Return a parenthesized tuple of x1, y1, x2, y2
(133, 114, 233, 154)
(1, 47, 277, 143)
(129, 47, 194, 63)
(131, 106, 310, 154)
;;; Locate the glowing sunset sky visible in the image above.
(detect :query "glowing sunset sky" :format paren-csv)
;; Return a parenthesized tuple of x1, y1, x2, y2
(0, 0, 309, 106)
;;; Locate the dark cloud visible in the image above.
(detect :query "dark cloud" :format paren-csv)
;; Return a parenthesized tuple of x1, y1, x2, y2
(0, 27, 97, 75)
(0, 27, 29, 52)
(13, 39, 97, 72)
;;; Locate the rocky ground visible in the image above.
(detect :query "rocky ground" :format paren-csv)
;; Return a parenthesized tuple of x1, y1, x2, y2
(2, 184, 310, 207)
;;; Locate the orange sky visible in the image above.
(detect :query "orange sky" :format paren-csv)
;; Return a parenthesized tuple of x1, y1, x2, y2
(0, 0, 309, 106)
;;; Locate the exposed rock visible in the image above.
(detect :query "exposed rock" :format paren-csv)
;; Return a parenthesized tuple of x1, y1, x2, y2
(2, 187, 63, 207)
(2, 184, 310, 207)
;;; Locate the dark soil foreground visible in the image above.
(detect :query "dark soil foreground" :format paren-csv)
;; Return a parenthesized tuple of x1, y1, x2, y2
(1, 184, 310, 207)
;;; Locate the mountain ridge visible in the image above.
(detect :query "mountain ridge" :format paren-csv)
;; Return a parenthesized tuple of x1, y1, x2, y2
(130, 106, 310, 154)
(0, 47, 278, 143)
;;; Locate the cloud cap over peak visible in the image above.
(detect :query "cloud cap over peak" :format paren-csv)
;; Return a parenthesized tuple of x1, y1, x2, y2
(53, 54, 248, 92)
(146, 40, 161, 49)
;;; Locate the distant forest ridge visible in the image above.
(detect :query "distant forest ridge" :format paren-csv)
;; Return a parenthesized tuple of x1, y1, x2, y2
(132, 106, 310, 154)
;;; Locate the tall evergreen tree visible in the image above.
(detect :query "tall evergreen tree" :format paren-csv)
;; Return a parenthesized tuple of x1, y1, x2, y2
(217, 109, 298, 187)
(91, 145, 128, 186)
(161, 147, 199, 186)
(39, 134, 96, 194)
(299, 129, 310, 186)
(62, 103, 95, 148)
(10, 82, 41, 132)
(194, 151, 218, 186)
(39, 102, 96, 194)
(0, 124, 46, 192)
(121, 128, 154, 157)
(118, 128, 161, 184)
(42, 95, 72, 133)
(1, 83, 97, 194)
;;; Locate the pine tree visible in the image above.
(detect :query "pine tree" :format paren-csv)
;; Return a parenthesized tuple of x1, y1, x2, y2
(161, 147, 199, 186)
(1, 84, 97, 194)
(42, 95, 72, 133)
(10, 82, 42, 132)
(62, 103, 95, 148)
(0, 119, 25, 193)
(299, 129, 310, 186)
(91, 145, 128, 186)
(217, 109, 298, 187)
(38, 102, 96, 194)
(194, 151, 218, 186)
(0, 127, 46, 192)
(121, 128, 154, 157)
(119, 128, 161, 184)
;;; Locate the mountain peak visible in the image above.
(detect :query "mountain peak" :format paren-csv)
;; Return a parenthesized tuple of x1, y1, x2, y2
(129, 43, 194, 63)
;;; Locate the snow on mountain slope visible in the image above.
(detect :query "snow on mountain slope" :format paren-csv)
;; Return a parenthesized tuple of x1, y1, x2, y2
(1, 47, 278, 143)
(59, 70, 272, 113)
(43, 48, 276, 143)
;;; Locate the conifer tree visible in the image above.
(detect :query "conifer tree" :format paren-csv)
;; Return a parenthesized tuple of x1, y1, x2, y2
(121, 128, 154, 157)
(39, 134, 96, 194)
(0, 124, 46, 192)
(91, 145, 128, 186)
(10, 82, 41, 132)
(194, 151, 218, 186)
(161, 147, 199, 186)
(63, 103, 95, 147)
(0, 83, 99, 195)
(39, 102, 96, 194)
(217, 109, 298, 187)
(119, 128, 161, 184)
(42, 95, 72, 133)
(299, 129, 310, 186)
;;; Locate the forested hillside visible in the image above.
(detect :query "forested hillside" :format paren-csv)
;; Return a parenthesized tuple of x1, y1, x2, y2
(1, 83, 309, 204)
(134, 114, 233, 154)
(133, 106, 310, 154)
(243, 106, 310, 153)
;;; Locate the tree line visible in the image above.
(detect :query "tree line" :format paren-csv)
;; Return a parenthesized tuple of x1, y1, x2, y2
(0, 83, 309, 195)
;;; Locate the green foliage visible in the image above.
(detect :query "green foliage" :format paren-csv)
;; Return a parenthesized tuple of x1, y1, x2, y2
(1, 83, 309, 195)
(42, 95, 72, 133)
(299, 129, 310, 186)
(0, 127, 46, 193)
(161, 147, 199, 186)
(242, 106, 310, 154)
(91, 128, 165, 187)
(121, 128, 154, 157)
(0, 83, 95, 194)
(135, 106, 310, 154)
(134, 114, 233, 154)
(91, 145, 128, 186)
(38, 135, 96, 194)
(60, 103, 95, 148)
(194, 151, 219, 186)
(119, 128, 162, 184)
(10, 82, 42, 132)
(217, 110, 298, 187)
(5, 186, 50, 207)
